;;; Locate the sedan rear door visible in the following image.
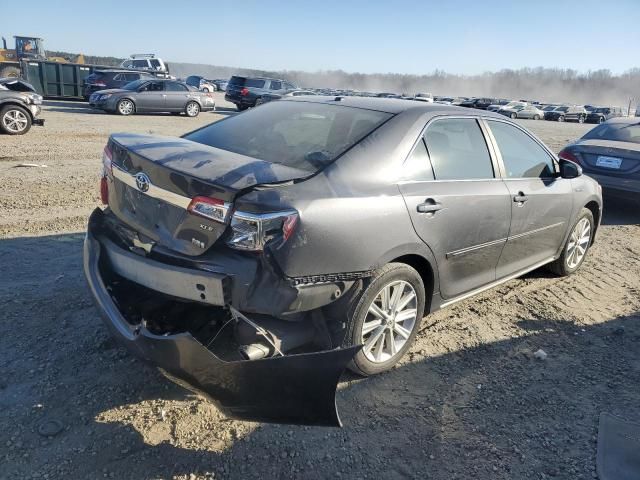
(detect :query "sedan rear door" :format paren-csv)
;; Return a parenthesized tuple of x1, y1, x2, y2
(398, 117, 512, 300)
(484, 119, 573, 278)
(164, 81, 191, 111)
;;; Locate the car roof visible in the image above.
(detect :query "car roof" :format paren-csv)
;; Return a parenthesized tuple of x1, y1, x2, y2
(281, 95, 507, 117)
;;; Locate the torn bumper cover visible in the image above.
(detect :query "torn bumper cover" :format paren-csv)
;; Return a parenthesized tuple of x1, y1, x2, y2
(83, 222, 359, 427)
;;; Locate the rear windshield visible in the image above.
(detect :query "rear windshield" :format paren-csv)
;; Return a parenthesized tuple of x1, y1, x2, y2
(582, 122, 640, 144)
(184, 101, 392, 172)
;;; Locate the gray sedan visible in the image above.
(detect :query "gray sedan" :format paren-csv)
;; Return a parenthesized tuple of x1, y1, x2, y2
(85, 98, 601, 425)
(559, 117, 640, 195)
(498, 104, 545, 120)
(89, 79, 215, 116)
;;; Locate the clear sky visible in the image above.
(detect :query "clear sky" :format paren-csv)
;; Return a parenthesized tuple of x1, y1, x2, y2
(2, 0, 639, 75)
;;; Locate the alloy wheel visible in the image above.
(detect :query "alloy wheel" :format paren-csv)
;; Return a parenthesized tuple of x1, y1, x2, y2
(118, 100, 134, 115)
(566, 218, 591, 269)
(2, 109, 28, 133)
(186, 102, 200, 116)
(361, 280, 418, 363)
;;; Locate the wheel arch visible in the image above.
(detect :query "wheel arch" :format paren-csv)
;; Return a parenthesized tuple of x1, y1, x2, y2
(0, 101, 33, 119)
(374, 242, 440, 314)
(584, 199, 601, 241)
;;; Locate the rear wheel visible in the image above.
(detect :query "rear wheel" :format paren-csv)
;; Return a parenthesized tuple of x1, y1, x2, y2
(548, 208, 594, 276)
(116, 99, 135, 116)
(185, 101, 200, 117)
(558, 115, 565, 122)
(578, 115, 585, 124)
(0, 105, 31, 135)
(598, 116, 605, 124)
(533, 114, 540, 120)
(345, 263, 425, 376)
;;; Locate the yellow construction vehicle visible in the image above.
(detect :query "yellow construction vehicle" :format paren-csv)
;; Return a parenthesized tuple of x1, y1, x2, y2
(0, 36, 84, 78)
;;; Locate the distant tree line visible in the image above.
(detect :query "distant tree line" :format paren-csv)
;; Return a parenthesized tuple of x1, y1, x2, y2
(47, 50, 639, 106)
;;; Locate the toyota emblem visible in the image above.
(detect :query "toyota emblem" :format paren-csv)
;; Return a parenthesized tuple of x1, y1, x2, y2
(135, 172, 150, 193)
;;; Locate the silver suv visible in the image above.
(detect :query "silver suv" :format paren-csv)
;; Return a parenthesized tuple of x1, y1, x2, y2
(0, 77, 44, 135)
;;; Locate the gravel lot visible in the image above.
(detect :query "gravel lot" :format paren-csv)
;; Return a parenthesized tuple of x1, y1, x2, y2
(1, 96, 639, 479)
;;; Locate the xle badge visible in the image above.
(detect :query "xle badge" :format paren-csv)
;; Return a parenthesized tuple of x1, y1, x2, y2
(199, 223, 214, 232)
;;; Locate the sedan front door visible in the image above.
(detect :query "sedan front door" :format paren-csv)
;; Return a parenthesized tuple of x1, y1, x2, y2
(399, 117, 512, 300)
(135, 81, 166, 112)
(485, 119, 573, 278)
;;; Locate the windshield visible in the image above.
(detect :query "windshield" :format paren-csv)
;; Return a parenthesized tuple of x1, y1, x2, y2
(184, 101, 392, 172)
(123, 80, 147, 91)
(582, 122, 640, 144)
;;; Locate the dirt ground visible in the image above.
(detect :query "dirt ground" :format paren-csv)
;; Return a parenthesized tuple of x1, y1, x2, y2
(1, 96, 639, 479)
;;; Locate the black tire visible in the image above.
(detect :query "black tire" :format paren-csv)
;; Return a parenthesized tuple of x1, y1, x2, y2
(548, 208, 594, 276)
(236, 104, 248, 111)
(558, 116, 565, 122)
(185, 101, 200, 117)
(533, 114, 540, 120)
(598, 116, 605, 124)
(344, 263, 425, 376)
(578, 115, 585, 124)
(510, 112, 517, 119)
(0, 65, 21, 78)
(0, 104, 32, 135)
(116, 98, 135, 116)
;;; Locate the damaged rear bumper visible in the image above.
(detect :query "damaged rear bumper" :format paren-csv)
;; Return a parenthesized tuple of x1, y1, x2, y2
(83, 217, 359, 427)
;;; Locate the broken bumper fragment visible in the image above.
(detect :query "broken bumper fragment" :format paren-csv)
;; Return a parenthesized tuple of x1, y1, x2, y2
(83, 213, 359, 427)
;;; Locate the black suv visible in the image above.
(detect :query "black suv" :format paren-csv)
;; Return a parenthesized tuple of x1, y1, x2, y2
(586, 106, 625, 124)
(459, 97, 497, 110)
(83, 70, 154, 100)
(544, 105, 588, 123)
(224, 76, 297, 110)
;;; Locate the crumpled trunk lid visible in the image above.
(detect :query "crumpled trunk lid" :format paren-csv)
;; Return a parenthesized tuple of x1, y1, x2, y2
(106, 133, 307, 256)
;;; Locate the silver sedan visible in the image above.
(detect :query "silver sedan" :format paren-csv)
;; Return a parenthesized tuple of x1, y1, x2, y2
(498, 105, 545, 120)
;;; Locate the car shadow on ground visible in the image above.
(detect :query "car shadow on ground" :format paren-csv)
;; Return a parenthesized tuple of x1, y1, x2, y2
(1, 232, 639, 479)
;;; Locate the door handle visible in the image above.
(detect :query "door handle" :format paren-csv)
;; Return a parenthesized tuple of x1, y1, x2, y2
(417, 199, 443, 214)
(513, 191, 529, 204)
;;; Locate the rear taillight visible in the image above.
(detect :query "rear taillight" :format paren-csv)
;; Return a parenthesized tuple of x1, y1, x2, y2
(187, 196, 231, 223)
(558, 148, 579, 164)
(100, 144, 113, 205)
(100, 176, 109, 205)
(227, 211, 298, 251)
(240, 87, 249, 96)
(102, 144, 113, 176)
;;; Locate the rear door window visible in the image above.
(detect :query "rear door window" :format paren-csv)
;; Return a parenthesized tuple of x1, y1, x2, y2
(424, 118, 494, 180)
(487, 120, 555, 178)
(166, 82, 188, 91)
(270, 81, 282, 90)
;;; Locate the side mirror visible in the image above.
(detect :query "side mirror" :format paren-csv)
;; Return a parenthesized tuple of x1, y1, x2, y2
(559, 158, 582, 179)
